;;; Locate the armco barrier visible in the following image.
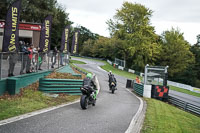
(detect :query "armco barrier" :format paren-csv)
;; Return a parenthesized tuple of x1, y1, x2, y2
(39, 78, 83, 95)
(133, 83, 144, 96)
(168, 96, 200, 116)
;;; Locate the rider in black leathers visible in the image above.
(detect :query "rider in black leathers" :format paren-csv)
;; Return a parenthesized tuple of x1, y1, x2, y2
(108, 71, 117, 89)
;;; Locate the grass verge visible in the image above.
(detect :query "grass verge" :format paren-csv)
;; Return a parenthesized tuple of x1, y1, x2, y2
(100, 61, 138, 79)
(142, 98, 200, 133)
(72, 56, 138, 79)
(69, 59, 90, 74)
(70, 60, 86, 64)
(169, 85, 200, 98)
(0, 82, 79, 121)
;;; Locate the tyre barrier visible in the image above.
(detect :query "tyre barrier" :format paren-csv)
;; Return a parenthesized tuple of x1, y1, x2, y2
(39, 78, 83, 95)
(133, 83, 144, 96)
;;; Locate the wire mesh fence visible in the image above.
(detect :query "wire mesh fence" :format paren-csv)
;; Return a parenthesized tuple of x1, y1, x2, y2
(0, 51, 70, 80)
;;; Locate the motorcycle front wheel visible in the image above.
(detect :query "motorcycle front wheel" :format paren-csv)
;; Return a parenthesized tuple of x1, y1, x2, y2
(80, 95, 88, 109)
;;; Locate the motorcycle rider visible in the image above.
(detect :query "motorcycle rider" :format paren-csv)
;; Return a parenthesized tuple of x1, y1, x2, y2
(108, 71, 117, 90)
(83, 73, 97, 99)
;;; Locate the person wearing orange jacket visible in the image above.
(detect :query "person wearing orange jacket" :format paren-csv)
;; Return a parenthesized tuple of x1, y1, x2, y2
(136, 76, 141, 83)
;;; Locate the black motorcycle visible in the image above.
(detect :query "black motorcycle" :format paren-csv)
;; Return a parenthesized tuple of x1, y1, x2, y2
(109, 81, 116, 94)
(80, 86, 96, 109)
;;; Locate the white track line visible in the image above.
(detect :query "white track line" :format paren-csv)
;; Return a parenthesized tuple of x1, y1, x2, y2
(0, 100, 79, 126)
(0, 76, 102, 126)
(97, 66, 107, 73)
(125, 89, 144, 133)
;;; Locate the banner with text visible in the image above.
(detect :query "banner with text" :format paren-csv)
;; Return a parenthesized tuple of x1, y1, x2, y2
(39, 15, 52, 52)
(71, 31, 79, 54)
(2, 0, 21, 52)
(60, 25, 70, 53)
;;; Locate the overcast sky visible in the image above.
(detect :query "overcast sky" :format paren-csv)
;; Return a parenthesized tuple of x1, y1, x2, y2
(57, 0, 200, 44)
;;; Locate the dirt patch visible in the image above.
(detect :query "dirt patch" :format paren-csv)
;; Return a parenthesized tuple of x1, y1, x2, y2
(45, 72, 83, 79)
(0, 82, 39, 100)
(71, 67, 86, 79)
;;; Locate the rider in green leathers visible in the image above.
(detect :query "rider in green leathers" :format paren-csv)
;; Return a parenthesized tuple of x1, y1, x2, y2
(83, 73, 97, 99)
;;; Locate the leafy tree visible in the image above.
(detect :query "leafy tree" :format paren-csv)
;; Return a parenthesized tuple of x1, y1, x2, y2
(159, 28, 194, 77)
(107, 2, 161, 71)
(74, 26, 99, 53)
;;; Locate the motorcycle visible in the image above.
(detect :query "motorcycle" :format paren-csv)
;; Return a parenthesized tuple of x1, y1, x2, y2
(80, 86, 97, 109)
(109, 81, 116, 94)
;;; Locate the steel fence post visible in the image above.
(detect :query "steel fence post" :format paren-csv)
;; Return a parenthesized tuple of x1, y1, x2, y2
(184, 102, 187, 111)
(47, 53, 49, 70)
(58, 52, 60, 68)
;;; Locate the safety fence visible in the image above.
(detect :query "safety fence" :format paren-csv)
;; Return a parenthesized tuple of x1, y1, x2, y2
(0, 51, 70, 80)
(39, 78, 83, 95)
(168, 96, 200, 116)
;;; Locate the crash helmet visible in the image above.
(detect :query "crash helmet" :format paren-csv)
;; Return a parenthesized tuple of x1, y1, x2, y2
(109, 70, 112, 74)
(86, 73, 92, 79)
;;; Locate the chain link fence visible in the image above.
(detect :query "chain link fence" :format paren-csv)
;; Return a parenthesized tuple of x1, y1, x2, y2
(0, 51, 70, 80)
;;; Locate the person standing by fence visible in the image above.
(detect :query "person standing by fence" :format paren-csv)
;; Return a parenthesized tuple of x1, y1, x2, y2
(8, 52, 18, 77)
(26, 44, 34, 73)
(20, 41, 30, 75)
(51, 47, 58, 68)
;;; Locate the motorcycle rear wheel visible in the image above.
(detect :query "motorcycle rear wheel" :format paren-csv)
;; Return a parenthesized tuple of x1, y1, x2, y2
(80, 95, 88, 109)
(111, 86, 115, 94)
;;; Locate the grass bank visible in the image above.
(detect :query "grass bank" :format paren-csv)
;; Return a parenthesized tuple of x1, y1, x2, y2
(142, 98, 200, 133)
(70, 60, 86, 64)
(0, 82, 79, 121)
(170, 85, 200, 97)
(69, 59, 90, 74)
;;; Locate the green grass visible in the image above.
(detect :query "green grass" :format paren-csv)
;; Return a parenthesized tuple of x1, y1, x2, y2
(169, 85, 200, 98)
(100, 61, 139, 80)
(69, 60, 90, 74)
(0, 89, 79, 120)
(72, 56, 139, 79)
(70, 60, 86, 64)
(142, 98, 200, 133)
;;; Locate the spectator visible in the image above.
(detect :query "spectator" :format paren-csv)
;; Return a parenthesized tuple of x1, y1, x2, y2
(20, 41, 29, 75)
(51, 47, 58, 68)
(26, 44, 34, 73)
(60, 51, 64, 66)
(38, 49, 45, 70)
(136, 76, 141, 83)
(8, 52, 18, 77)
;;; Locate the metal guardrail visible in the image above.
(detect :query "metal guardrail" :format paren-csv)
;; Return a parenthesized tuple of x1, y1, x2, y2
(168, 96, 200, 116)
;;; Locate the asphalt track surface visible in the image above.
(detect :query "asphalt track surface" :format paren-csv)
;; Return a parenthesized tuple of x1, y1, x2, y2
(0, 58, 140, 133)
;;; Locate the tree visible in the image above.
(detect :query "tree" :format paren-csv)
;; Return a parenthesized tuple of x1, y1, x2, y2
(107, 2, 161, 71)
(74, 26, 99, 53)
(159, 28, 194, 77)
